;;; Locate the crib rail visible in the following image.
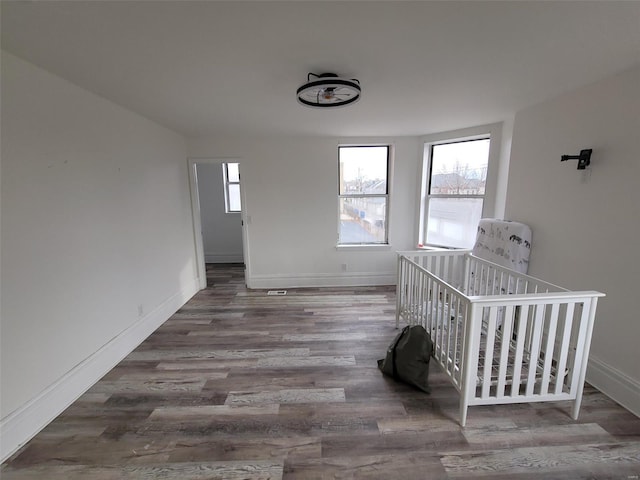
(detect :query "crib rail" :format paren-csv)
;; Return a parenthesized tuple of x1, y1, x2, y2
(396, 250, 605, 426)
(397, 248, 469, 290)
(396, 254, 470, 388)
(464, 253, 565, 296)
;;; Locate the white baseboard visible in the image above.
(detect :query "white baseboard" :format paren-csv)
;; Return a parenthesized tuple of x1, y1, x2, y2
(204, 253, 244, 263)
(0, 278, 200, 463)
(587, 355, 640, 418)
(247, 272, 396, 289)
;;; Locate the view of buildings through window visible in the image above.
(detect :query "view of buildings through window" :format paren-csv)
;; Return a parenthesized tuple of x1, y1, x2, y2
(223, 162, 241, 213)
(425, 138, 490, 248)
(338, 146, 389, 244)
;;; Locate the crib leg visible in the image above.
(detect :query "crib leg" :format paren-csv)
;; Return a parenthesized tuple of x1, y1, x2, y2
(459, 400, 468, 427)
(571, 392, 583, 420)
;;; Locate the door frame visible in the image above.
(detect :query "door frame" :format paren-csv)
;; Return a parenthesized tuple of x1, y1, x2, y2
(187, 157, 250, 289)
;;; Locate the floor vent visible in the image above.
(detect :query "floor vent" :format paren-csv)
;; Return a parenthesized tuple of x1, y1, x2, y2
(267, 290, 287, 296)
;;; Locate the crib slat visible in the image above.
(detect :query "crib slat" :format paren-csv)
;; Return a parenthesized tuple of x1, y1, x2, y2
(450, 294, 457, 379)
(452, 296, 463, 385)
(409, 264, 416, 324)
(415, 268, 421, 327)
(396, 257, 401, 325)
(444, 288, 453, 374)
(482, 264, 489, 295)
(449, 291, 457, 375)
(451, 293, 459, 376)
(525, 305, 545, 396)
(510, 305, 529, 397)
(404, 257, 410, 323)
(416, 271, 425, 326)
(554, 303, 575, 395)
(486, 267, 492, 295)
(432, 280, 439, 359)
(568, 302, 591, 397)
(405, 261, 412, 322)
(438, 284, 446, 364)
(472, 259, 479, 295)
(496, 305, 515, 397)
(423, 270, 429, 329)
(427, 272, 432, 328)
(540, 303, 560, 395)
(442, 257, 450, 286)
(481, 306, 498, 398)
(431, 283, 438, 357)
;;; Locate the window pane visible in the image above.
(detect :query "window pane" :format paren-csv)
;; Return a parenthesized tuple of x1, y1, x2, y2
(226, 163, 240, 182)
(339, 197, 386, 244)
(339, 146, 388, 195)
(425, 197, 483, 248)
(228, 184, 241, 212)
(430, 139, 489, 195)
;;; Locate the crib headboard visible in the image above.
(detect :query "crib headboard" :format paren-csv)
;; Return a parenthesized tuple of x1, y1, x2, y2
(472, 219, 531, 274)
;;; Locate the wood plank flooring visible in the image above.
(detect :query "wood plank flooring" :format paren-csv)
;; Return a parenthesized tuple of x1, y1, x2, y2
(3, 264, 640, 479)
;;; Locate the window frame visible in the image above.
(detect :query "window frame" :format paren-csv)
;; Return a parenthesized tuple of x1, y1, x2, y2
(337, 145, 391, 246)
(222, 162, 241, 213)
(427, 138, 489, 200)
(418, 124, 502, 249)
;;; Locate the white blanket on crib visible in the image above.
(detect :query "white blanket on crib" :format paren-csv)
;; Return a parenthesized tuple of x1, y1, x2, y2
(473, 219, 531, 274)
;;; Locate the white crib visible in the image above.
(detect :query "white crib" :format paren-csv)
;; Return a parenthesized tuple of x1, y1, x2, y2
(396, 248, 605, 426)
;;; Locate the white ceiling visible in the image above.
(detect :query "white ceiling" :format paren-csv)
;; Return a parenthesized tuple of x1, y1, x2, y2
(2, 1, 639, 138)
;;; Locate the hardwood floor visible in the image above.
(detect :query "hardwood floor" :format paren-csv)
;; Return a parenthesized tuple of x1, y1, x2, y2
(3, 264, 639, 479)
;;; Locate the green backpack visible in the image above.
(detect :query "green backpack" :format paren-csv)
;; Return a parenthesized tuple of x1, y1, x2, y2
(377, 325, 433, 393)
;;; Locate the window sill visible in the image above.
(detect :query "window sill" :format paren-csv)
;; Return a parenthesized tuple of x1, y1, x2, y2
(335, 244, 392, 252)
(419, 244, 472, 252)
(418, 244, 454, 250)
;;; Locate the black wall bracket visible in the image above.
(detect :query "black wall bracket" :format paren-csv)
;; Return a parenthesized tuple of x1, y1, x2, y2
(561, 149, 592, 170)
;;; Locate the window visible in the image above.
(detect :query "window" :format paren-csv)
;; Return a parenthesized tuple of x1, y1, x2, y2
(223, 162, 241, 213)
(423, 138, 490, 248)
(338, 146, 389, 245)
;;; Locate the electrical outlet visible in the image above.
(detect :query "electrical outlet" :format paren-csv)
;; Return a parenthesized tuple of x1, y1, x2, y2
(137, 304, 144, 317)
(341, 263, 348, 272)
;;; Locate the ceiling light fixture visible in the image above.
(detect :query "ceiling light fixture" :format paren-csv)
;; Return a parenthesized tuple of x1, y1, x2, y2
(296, 72, 361, 108)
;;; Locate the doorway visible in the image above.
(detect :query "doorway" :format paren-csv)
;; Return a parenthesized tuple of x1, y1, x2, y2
(188, 158, 248, 289)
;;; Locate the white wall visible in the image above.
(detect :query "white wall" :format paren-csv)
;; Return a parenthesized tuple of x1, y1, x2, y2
(0, 52, 199, 458)
(188, 136, 422, 288)
(505, 65, 640, 416)
(196, 163, 243, 263)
